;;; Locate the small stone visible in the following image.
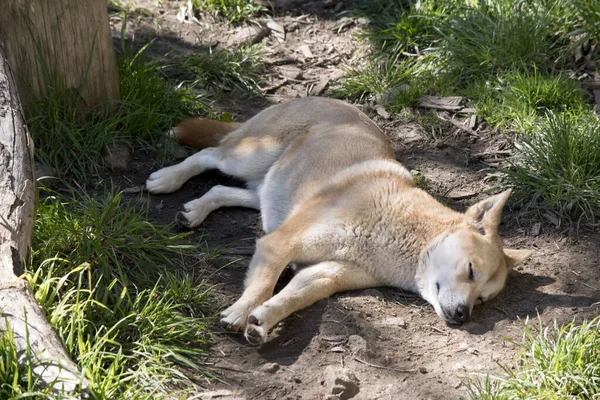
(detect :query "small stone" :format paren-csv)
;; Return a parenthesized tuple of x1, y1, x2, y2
(379, 317, 407, 328)
(325, 366, 360, 399)
(418, 367, 428, 374)
(279, 66, 303, 80)
(228, 25, 269, 47)
(466, 347, 479, 355)
(531, 222, 541, 236)
(434, 139, 445, 148)
(375, 105, 390, 119)
(261, 362, 280, 373)
(347, 335, 367, 355)
(103, 144, 130, 172)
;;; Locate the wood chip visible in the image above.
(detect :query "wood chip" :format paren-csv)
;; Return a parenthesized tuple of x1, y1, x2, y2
(446, 190, 477, 200)
(418, 95, 464, 111)
(467, 114, 477, 129)
(310, 76, 330, 96)
(298, 44, 314, 58)
(266, 18, 285, 42)
(375, 105, 390, 119)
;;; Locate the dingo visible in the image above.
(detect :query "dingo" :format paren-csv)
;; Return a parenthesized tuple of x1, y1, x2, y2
(146, 97, 531, 344)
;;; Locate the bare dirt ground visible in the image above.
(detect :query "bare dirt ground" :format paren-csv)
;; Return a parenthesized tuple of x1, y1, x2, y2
(107, 1, 600, 398)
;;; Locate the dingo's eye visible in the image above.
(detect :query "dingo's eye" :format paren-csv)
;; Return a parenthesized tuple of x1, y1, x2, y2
(468, 262, 474, 281)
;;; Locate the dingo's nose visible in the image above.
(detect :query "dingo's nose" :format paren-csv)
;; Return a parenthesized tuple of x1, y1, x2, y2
(453, 305, 470, 323)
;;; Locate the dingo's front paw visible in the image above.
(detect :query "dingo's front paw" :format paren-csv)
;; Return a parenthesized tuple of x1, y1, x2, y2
(146, 166, 186, 194)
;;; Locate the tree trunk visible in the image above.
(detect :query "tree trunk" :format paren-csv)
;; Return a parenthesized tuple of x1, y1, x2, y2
(0, 0, 120, 109)
(0, 47, 87, 394)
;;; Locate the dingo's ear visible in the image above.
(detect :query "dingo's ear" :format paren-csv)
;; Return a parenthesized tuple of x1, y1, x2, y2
(465, 189, 512, 234)
(503, 248, 532, 270)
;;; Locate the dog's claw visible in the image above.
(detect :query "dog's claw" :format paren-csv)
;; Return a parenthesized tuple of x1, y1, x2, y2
(247, 314, 260, 326)
(245, 313, 267, 345)
(245, 325, 263, 346)
(175, 212, 190, 228)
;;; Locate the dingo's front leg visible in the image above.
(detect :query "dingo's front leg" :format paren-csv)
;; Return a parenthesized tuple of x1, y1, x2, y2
(220, 231, 296, 331)
(177, 186, 260, 228)
(244, 261, 380, 344)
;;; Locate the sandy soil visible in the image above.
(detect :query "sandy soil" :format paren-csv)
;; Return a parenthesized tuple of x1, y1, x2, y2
(106, 1, 600, 398)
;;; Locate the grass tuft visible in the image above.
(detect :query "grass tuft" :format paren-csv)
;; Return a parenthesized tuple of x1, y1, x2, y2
(437, 0, 574, 80)
(499, 112, 600, 224)
(333, 55, 425, 108)
(191, 0, 265, 23)
(28, 40, 206, 181)
(171, 45, 264, 94)
(468, 317, 600, 399)
(28, 190, 214, 398)
(465, 68, 588, 133)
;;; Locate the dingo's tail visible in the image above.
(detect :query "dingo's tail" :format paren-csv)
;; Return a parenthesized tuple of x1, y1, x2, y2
(172, 119, 242, 149)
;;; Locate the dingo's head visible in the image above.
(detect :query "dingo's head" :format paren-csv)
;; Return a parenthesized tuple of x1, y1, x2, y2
(420, 190, 531, 324)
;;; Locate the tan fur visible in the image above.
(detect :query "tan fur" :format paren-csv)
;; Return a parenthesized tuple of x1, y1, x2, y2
(146, 97, 531, 344)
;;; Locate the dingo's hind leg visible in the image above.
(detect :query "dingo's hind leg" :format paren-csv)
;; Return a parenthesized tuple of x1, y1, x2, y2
(245, 262, 380, 344)
(146, 147, 222, 194)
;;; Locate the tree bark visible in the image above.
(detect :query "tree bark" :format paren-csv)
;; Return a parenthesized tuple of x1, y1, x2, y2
(0, 47, 87, 393)
(0, 0, 120, 109)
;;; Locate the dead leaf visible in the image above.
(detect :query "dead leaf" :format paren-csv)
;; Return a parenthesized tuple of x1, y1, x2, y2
(310, 76, 330, 96)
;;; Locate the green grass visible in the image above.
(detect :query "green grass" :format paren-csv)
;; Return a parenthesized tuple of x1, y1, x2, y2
(26, 190, 215, 399)
(333, 55, 426, 108)
(171, 45, 264, 94)
(0, 319, 74, 399)
(468, 317, 600, 399)
(191, 0, 265, 23)
(348, 0, 600, 223)
(465, 68, 589, 133)
(436, 0, 575, 81)
(28, 38, 206, 181)
(498, 112, 600, 225)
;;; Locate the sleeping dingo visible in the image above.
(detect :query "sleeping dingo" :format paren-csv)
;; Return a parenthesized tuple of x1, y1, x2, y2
(146, 97, 531, 344)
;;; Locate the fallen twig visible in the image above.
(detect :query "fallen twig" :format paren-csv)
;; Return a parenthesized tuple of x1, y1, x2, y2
(470, 150, 512, 158)
(570, 269, 600, 291)
(353, 356, 417, 374)
(436, 112, 480, 137)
